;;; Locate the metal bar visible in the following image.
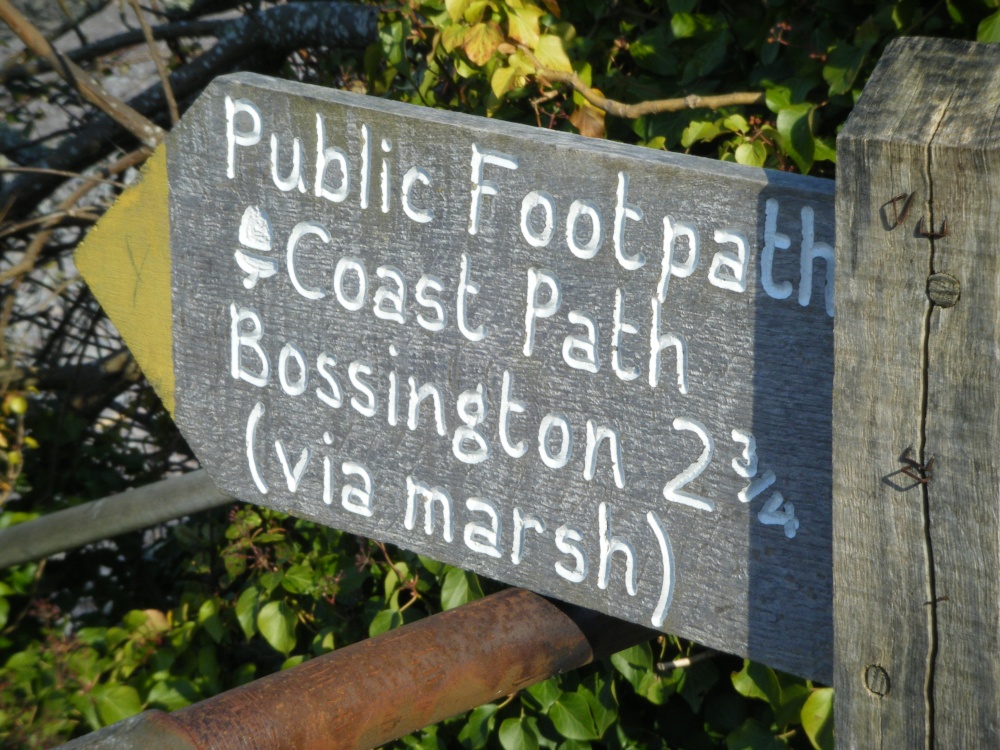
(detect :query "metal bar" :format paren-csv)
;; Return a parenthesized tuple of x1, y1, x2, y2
(0, 470, 232, 568)
(61, 588, 656, 750)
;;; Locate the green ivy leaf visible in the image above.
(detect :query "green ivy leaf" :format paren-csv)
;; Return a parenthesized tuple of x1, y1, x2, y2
(147, 679, 198, 712)
(369, 608, 404, 637)
(257, 601, 297, 656)
(0, 597, 8, 630)
(499, 717, 540, 750)
(235, 587, 261, 641)
(732, 660, 782, 711)
(801, 688, 834, 750)
(525, 677, 563, 711)
(441, 568, 484, 609)
(671, 12, 697, 39)
(92, 684, 143, 726)
(630, 26, 678, 76)
(549, 692, 599, 740)
(610, 643, 653, 690)
(681, 119, 723, 148)
(764, 85, 792, 113)
(979, 10, 1000, 42)
(725, 718, 787, 750)
(775, 104, 815, 173)
(823, 44, 866, 95)
(457, 703, 497, 749)
(282, 563, 315, 595)
(735, 141, 767, 167)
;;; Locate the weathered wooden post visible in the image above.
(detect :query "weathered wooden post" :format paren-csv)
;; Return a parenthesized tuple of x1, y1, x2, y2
(834, 37, 1000, 746)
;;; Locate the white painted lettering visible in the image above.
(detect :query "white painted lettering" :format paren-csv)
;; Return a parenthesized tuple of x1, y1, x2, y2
(520, 190, 556, 247)
(457, 253, 487, 341)
(657, 217, 699, 302)
(380, 138, 392, 213)
(230, 304, 270, 388)
(512, 507, 545, 565)
(453, 384, 490, 464)
(359, 123, 371, 209)
(373, 265, 407, 324)
(348, 360, 378, 418)
(585, 421, 625, 489)
(342, 461, 374, 517)
(538, 413, 572, 469)
(562, 310, 600, 373)
(649, 298, 687, 394)
(468, 145, 518, 235)
(415, 274, 447, 332)
(554, 525, 588, 583)
(401, 166, 434, 224)
(646, 510, 675, 627)
(316, 353, 343, 409)
(246, 401, 268, 494)
(405, 476, 454, 542)
(523, 268, 561, 357)
(760, 198, 792, 299)
(315, 114, 350, 203)
(278, 343, 307, 396)
(709, 229, 749, 293)
(274, 439, 310, 492)
(612, 288, 640, 382)
(225, 97, 261, 179)
(334, 257, 368, 311)
(407, 377, 447, 436)
(598, 502, 636, 595)
(614, 172, 644, 270)
(663, 417, 714, 512)
(799, 205, 834, 317)
(499, 370, 528, 459)
(287, 222, 330, 301)
(566, 199, 603, 259)
(464, 498, 501, 558)
(270, 133, 306, 193)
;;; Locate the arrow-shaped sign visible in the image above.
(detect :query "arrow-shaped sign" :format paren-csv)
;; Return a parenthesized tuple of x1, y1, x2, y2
(76, 72, 836, 682)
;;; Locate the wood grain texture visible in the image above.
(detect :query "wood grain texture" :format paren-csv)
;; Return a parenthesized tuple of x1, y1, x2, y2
(834, 36, 1000, 748)
(167, 73, 835, 680)
(75, 145, 175, 414)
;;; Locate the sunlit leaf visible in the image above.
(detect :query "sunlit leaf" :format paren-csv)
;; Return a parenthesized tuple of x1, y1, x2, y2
(499, 717, 539, 750)
(533, 34, 573, 71)
(257, 600, 297, 656)
(801, 688, 834, 750)
(464, 22, 504, 66)
(92, 684, 143, 726)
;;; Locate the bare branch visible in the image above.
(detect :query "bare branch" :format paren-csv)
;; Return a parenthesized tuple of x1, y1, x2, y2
(0, 0, 166, 147)
(0, 19, 226, 83)
(127, 0, 180, 126)
(521, 46, 764, 119)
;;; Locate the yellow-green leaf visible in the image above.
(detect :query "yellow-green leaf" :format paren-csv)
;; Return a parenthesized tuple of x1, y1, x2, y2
(441, 23, 468, 53)
(464, 0, 492, 24)
(802, 687, 834, 750)
(463, 21, 504, 66)
(446, 0, 472, 22)
(508, 5, 544, 47)
(533, 34, 572, 72)
(491, 65, 519, 98)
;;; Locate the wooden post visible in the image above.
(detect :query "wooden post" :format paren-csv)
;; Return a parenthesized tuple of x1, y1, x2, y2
(834, 37, 1000, 746)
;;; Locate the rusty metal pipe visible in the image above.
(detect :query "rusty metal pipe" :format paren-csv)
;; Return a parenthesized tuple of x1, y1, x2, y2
(62, 588, 655, 750)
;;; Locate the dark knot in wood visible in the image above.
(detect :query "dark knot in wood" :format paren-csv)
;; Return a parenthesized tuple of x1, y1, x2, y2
(864, 664, 890, 697)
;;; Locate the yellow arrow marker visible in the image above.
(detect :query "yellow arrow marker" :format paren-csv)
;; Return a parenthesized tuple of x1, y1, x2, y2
(75, 146, 174, 415)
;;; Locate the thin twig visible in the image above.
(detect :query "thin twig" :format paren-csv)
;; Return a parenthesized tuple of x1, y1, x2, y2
(0, 148, 150, 286)
(127, 0, 179, 125)
(0, 19, 226, 83)
(520, 46, 763, 118)
(0, 209, 101, 241)
(0, 167, 126, 189)
(0, 0, 166, 147)
(655, 649, 719, 673)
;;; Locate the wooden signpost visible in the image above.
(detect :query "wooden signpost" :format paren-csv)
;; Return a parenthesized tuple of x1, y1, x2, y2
(77, 72, 836, 682)
(71, 35, 1000, 748)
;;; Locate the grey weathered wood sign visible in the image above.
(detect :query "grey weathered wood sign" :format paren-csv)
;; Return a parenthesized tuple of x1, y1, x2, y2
(80, 72, 836, 682)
